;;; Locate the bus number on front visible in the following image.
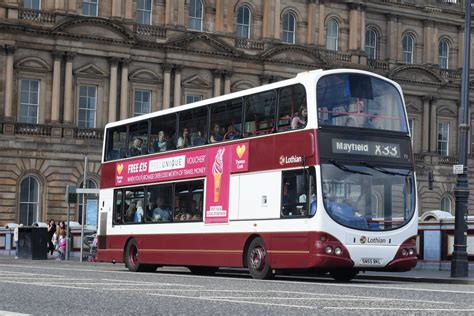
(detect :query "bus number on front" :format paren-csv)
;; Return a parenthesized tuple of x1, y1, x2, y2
(374, 144, 398, 157)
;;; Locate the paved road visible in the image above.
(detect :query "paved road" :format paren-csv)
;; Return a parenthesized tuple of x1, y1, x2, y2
(0, 259, 473, 315)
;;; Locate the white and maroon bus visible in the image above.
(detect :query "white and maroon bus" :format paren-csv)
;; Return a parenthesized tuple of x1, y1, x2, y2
(97, 69, 417, 281)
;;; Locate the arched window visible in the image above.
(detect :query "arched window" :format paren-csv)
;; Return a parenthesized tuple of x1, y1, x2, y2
(326, 19, 339, 51)
(236, 5, 251, 39)
(19, 176, 39, 225)
(282, 12, 296, 44)
(402, 34, 414, 64)
(439, 39, 449, 69)
(365, 28, 377, 60)
(188, 0, 203, 31)
(77, 179, 98, 225)
(440, 196, 452, 213)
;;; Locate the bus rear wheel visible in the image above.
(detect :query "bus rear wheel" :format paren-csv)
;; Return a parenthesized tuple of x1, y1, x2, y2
(329, 270, 358, 282)
(247, 237, 274, 280)
(124, 239, 156, 272)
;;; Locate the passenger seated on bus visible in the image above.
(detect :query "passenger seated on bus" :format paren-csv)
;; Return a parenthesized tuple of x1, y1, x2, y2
(345, 117, 356, 127)
(134, 200, 144, 223)
(152, 197, 171, 222)
(209, 123, 224, 143)
(124, 202, 136, 223)
(129, 137, 143, 157)
(223, 123, 241, 140)
(191, 130, 207, 146)
(154, 131, 168, 152)
(291, 106, 307, 129)
(189, 200, 203, 221)
(177, 127, 191, 149)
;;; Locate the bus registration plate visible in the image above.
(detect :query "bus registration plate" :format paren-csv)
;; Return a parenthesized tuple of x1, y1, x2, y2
(360, 258, 382, 265)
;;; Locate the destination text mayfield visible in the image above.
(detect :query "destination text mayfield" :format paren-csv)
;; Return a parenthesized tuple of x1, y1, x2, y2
(332, 139, 401, 158)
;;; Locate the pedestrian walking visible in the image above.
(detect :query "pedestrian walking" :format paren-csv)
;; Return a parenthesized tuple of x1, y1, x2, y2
(47, 219, 56, 256)
(13, 224, 23, 259)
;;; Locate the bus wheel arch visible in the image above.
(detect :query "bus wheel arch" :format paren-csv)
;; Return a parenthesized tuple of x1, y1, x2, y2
(123, 238, 157, 272)
(242, 234, 261, 268)
(245, 236, 274, 280)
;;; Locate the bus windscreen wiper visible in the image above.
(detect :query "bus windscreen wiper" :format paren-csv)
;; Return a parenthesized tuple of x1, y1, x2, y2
(360, 161, 410, 177)
(328, 159, 371, 176)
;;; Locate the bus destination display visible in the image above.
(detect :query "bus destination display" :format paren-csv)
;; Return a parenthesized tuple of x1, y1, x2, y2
(332, 139, 400, 158)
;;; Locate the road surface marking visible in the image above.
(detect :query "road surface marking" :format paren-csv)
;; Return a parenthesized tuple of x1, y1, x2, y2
(0, 311, 31, 316)
(324, 307, 474, 312)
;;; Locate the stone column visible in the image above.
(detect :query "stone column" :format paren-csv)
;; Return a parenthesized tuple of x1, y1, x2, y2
(173, 66, 182, 107)
(215, 0, 223, 32)
(63, 53, 75, 124)
(423, 20, 433, 64)
(112, 0, 122, 18)
(177, 0, 185, 28)
(306, 1, 316, 45)
(430, 101, 437, 153)
(317, 2, 325, 47)
(3, 45, 15, 121)
(422, 97, 431, 152)
(224, 71, 232, 94)
(162, 64, 172, 109)
(457, 26, 464, 69)
(360, 6, 366, 51)
(262, 1, 271, 40)
(54, 0, 65, 12)
(273, 0, 281, 41)
(432, 24, 439, 65)
(108, 58, 119, 123)
(348, 4, 359, 50)
(125, 0, 133, 20)
(213, 70, 222, 97)
(386, 14, 397, 61)
(66, 0, 76, 13)
(165, 0, 174, 26)
(119, 59, 129, 120)
(50, 51, 63, 123)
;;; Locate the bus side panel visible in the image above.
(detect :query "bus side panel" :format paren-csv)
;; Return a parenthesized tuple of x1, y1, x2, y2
(269, 232, 311, 268)
(133, 232, 251, 267)
(97, 235, 130, 263)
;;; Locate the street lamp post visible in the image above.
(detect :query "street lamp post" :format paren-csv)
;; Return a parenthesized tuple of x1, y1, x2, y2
(451, 0, 471, 278)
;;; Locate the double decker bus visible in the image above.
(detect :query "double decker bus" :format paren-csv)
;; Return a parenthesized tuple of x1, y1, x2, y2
(97, 69, 417, 281)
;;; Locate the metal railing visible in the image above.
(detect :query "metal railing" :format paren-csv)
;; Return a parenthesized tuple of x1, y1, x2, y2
(15, 123, 52, 136)
(438, 155, 459, 165)
(321, 50, 352, 63)
(368, 58, 390, 70)
(75, 128, 104, 140)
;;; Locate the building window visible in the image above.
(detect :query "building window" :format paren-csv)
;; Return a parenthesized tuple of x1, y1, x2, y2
(24, 0, 40, 9)
(19, 79, 40, 124)
(282, 12, 296, 44)
(326, 19, 339, 51)
(82, 0, 98, 16)
(19, 176, 39, 226)
(437, 122, 449, 156)
(136, 0, 152, 25)
(78, 85, 97, 128)
(188, 0, 203, 31)
(236, 5, 251, 39)
(134, 90, 151, 117)
(186, 94, 202, 104)
(439, 39, 449, 69)
(440, 196, 452, 213)
(78, 179, 98, 225)
(402, 34, 414, 64)
(365, 28, 377, 60)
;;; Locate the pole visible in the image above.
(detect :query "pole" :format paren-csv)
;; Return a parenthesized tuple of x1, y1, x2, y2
(80, 156, 88, 262)
(451, 0, 471, 278)
(66, 202, 70, 261)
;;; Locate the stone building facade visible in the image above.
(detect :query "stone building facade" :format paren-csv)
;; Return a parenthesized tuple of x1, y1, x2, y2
(0, 0, 472, 226)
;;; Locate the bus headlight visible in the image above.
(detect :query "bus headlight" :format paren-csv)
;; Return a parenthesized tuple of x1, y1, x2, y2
(401, 248, 408, 257)
(408, 248, 415, 256)
(334, 247, 342, 256)
(325, 246, 333, 254)
(320, 235, 327, 242)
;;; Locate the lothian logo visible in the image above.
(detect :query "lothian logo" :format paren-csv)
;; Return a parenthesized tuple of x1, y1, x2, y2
(279, 155, 303, 166)
(360, 236, 367, 244)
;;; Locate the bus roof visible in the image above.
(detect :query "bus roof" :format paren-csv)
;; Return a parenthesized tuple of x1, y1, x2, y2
(104, 68, 398, 130)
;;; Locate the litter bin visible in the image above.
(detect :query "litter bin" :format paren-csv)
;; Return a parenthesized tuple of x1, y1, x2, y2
(18, 227, 48, 260)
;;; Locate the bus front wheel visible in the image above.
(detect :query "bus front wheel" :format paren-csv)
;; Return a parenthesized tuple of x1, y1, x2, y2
(247, 237, 274, 280)
(329, 270, 358, 282)
(124, 239, 157, 272)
